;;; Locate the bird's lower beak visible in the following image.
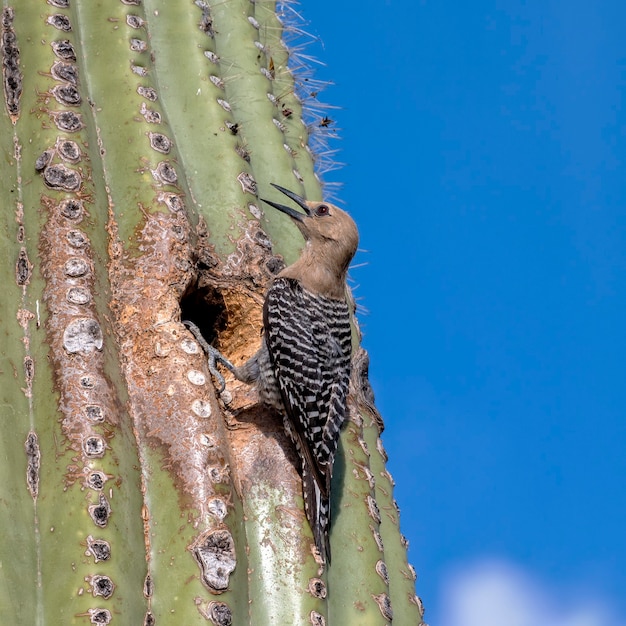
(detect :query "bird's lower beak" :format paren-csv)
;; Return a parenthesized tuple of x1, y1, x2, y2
(261, 183, 311, 221)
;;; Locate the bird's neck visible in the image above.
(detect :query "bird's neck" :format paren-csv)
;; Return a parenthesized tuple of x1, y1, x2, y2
(279, 242, 348, 300)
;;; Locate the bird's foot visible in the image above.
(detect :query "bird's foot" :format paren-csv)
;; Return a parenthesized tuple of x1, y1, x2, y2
(182, 320, 235, 393)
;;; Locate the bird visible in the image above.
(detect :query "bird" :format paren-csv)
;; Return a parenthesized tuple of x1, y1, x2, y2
(185, 183, 359, 564)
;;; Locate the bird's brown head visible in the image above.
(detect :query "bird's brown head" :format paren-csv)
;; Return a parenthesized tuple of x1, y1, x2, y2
(262, 184, 359, 277)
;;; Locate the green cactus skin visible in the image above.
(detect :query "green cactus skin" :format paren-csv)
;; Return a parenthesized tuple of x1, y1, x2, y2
(0, 1, 424, 625)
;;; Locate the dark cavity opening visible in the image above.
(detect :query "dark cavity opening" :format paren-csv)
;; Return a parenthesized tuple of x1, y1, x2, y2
(180, 282, 228, 347)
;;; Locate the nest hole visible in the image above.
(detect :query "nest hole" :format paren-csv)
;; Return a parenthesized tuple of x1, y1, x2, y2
(180, 282, 228, 347)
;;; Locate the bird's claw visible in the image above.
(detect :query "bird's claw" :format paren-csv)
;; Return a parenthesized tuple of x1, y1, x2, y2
(206, 346, 231, 393)
(182, 320, 235, 394)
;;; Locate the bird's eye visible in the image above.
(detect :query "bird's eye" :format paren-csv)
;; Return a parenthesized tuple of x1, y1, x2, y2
(315, 204, 330, 216)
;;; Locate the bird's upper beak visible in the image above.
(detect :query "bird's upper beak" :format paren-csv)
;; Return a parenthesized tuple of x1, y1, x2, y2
(261, 183, 311, 222)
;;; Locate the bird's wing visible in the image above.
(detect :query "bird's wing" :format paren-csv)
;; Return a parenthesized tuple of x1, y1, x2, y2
(263, 277, 352, 495)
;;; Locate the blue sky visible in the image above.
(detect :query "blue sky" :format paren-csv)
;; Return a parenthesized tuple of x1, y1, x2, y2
(296, 1, 626, 623)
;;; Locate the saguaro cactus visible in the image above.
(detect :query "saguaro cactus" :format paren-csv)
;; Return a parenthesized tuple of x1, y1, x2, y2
(0, 1, 424, 624)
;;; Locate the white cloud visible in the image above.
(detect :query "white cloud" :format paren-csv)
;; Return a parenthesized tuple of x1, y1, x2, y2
(438, 559, 622, 626)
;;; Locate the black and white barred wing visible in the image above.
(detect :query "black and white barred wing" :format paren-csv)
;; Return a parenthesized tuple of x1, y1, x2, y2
(263, 277, 352, 560)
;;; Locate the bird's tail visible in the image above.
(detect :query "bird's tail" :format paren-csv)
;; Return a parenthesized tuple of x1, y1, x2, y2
(302, 463, 331, 565)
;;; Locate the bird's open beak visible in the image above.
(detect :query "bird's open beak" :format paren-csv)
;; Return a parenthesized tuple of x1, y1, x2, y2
(261, 183, 311, 222)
